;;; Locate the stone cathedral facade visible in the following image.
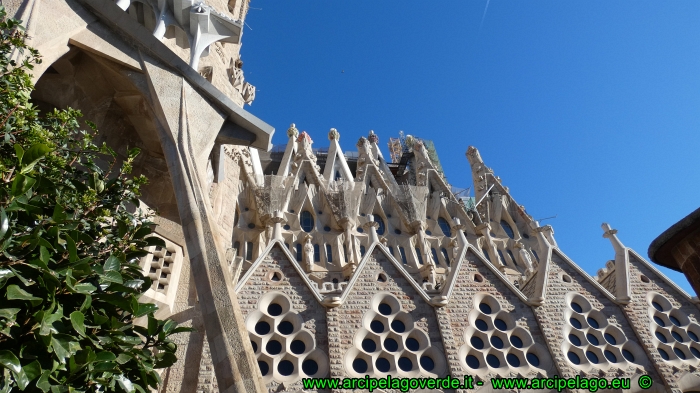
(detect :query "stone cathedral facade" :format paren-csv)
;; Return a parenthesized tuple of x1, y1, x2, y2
(8, 0, 700, 392)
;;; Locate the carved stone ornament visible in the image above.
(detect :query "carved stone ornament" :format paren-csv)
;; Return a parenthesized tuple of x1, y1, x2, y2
(287, 123, 299, 139)
(328, 128, 340, 141)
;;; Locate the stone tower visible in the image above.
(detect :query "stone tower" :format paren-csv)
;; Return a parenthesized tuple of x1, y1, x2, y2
(7, 1, 700, 392)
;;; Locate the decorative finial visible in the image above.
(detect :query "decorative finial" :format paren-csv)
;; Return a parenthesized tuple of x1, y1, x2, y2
(368, 130, 378, 144)
(287, 123, 299, 139)
(405, 134, 414, 149)
(328, 128, 340, 141)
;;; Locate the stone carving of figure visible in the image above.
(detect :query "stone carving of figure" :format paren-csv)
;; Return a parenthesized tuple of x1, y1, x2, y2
(515, 241, 534, 273)
(303, 235, 314, 272)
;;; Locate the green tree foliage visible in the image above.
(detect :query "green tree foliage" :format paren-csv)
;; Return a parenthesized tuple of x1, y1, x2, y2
(0, 7, 191, 392)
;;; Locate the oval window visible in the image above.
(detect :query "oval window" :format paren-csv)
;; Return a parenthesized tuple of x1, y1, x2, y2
(438, 217, 452, 237)
(300, 211, 314, 232)
(500, 220, 515, 239)
(375, 216, 385, 235)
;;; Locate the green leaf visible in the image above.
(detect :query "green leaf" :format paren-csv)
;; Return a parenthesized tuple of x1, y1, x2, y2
(19, 360, 41, 389)
(6, 285, 42, 306)
(39, 246, 50, 263)
(145, 236, 166, 248)
(115, 375, 135, 393)
(74, 283, 96, 295)
(103, 255, 120, 272)
(94, 352, 116, 362)
(0, 208, 8, 240)
(20, 143, 51, 174)
(147, 314, 158, 336)
(162, 319, 176, 334)
(51, 204, 65, 223)
(0, 269, 14, 281)
(49, 335, 71, 363)
(11, 173, 36, 196)
(154, 352, 177, 368)
(14, 144, 24, 163)
(169, 326, 196, 335)
(0, 350, 21, 373)
(70, 311, 86, 337)
(65, 234, 77, 263)
(36, 370, 51, 393)
(115, 353, 132, 365)
(134, 303, 158, 318)
(132, 226, 152, 240)
(0, 308, 20, 321)
(102, 270, 123, 284)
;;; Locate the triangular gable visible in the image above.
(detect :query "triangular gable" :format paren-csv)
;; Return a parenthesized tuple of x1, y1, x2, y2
(440, 244, 530, 305)
(626, 248, 697, 302)
(338, 241, 431, 305)
(548, 248, 618, 303)
(235, 240, 324, 304)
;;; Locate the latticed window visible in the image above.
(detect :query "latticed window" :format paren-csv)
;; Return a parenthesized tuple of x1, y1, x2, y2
(399, 247, 408, 265)
(415, 248, 424, 265)
(441, 248, 450, 267)
(246, 241, 254, 260)
(438, 217, 452, 237)
(300, 211, 314, 232)
(326, 244, 333, 263)
(360, 245, 366, 257)
(431, 248, 439, 265)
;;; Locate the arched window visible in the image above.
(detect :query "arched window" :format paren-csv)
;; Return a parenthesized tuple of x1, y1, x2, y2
(314, 244, 320, 262)
(246, 241, 254, 260)
(532, 249, 539, 262)
(399, 247, 408, 265)
(388, 246, 394, 256)
(343, 245, 348, 261)
(300, 211, 314, 233)
(500, 220, 515, 239)
(234, 241, 240, 257)
(482, 248, 491, 262)
(326, 244, 333, 263)
(360, 245, 366, 257)
(415, 248, 423, 265)
(497, 249, 506, 265)
(438, 217, 452, 237)
(431, 248, 439, 265)
(507, 249, 517, 266)
(375, 216, 385, 235)
(295, 244, 302, 262)
(441, 248, 450, 267)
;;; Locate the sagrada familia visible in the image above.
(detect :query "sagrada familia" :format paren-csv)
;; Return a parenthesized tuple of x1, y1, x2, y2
(7, 0, 700, 392)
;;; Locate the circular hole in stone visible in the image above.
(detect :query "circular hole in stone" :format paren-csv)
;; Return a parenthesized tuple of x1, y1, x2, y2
(571, 302, 583, 313)
(570, 318, 582, 329)
(562, 274, 572, 283)
(266, 340, 282, 355)
(384, 338, 399, 352)
(479, 303, 492, 314)
(569, 334, 581, 346)
(290, 340, 306, 355)
(655, 331, 668, 343)
(248, 223, 255, 229)
(622, 349, 635, 362)
(398, 357, 413, 372)
(690, 331, 700, 342)
(474, 274, 484, 282)
(490, 336, 504, 349)
(654, 316, 666, 327)
(670, 315, 682, 327)
(691, 347, 700, 359)
(674, 348, 686, 360)
(258, 360, 269, 376)
(283, 225, 291, 230)
(394, 229, 402, 235)
(652, 301, 664, 312)
(251, 340, 258, 352)
(486, 354, 500, 368)
(391, 320, 406, 333)
(271, 272, 282, 282)
(353, 358, 368, 373)
(302, 359, 318, 375)
(267, 303, 283, 316)
(604, 333, 617, 345)
(658, 348, 669, 361)
(527, 352, 540, 367)
(420, 356, 435, 371)
(357, 227, 364, 233)
(587, 317, 599, 329)
(605, 350, 617, 363)
(466, 355, 480, 369)
(494, 319, 507, 331)
(510, 335, 523, 348)
(641, 275, 650, 283)
(586, 334, 600, 346)
(370, 320, 384, 334)
(375, 357, 391, 373)
(672, 331, 684, 343)
(377, 273, 387, 282)
(362, 338, 377, 353)
(475, 319, 488, 332)
(567, 351, 580, 365)
(470, 336, 484, 350)
(406, 337, 420, 351)
(507, 353, 520, 367)
(378, 303, 392, 316)
(278, 360, 294, 376)
(278, 321, 294, 335)
(255, 321, 271, 335)
(586, 351, 599, 364)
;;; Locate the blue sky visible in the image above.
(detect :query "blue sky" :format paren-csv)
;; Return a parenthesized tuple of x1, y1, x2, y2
(240, 1, 700, 294)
